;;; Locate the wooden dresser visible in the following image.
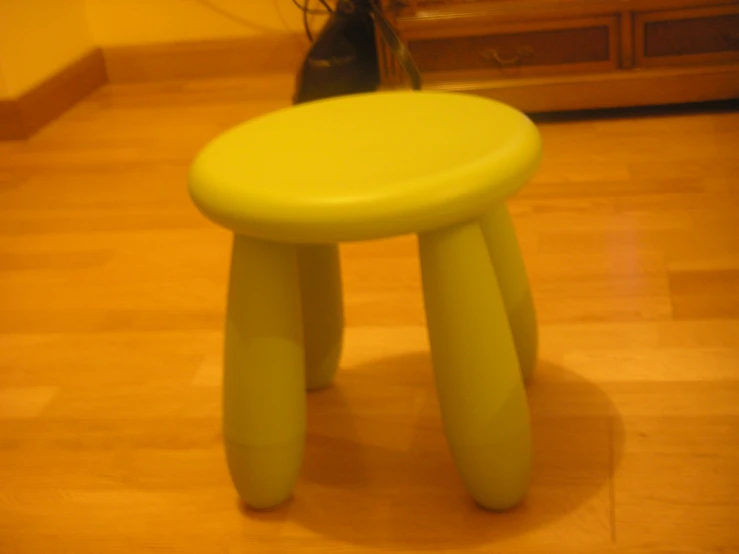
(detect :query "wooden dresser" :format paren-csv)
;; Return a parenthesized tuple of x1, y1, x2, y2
(376, 0, 739, 111)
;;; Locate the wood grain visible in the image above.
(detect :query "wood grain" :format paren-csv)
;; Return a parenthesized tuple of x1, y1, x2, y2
(635, 4, 739, 67)
(407, 17, 617, 78)
(0, 74, 738, 553)
(620, 11, 635, 68)
(398, 0, 739, 21)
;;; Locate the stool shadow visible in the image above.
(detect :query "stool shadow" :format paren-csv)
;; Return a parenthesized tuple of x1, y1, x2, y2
(246, 351, 624, 550)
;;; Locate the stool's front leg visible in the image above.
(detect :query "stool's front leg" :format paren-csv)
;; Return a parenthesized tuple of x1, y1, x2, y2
(479, 203, 538, 381)
(297, 244, 344, 390)
(223, 235, 305, 510)
(418, 221, 531, 511)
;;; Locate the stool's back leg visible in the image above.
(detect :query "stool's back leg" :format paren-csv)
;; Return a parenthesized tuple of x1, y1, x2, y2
(297, 244, 344, 390)
(479, 204, 538, 382)
(418, 220, 531, 510)
(223, 235, 305, 509)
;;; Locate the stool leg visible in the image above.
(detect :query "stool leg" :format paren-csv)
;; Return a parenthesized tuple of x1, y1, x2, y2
(418, 221, 531, 511)
(223, 235, 305, 510)
(479, 203, 538, 382)
(297, 244, 344, 390)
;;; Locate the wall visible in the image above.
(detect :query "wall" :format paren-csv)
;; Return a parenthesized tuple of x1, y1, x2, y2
(0, 0, 94, 98)
(0, 0, 325, 99)
(84, 0, 326, 45)
(0, 58, 9, 98)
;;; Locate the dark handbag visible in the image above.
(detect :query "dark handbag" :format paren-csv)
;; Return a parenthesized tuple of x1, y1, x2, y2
(293, 0, 421, 104)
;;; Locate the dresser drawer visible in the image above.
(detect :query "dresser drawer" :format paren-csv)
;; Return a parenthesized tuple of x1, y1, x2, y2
(635, 5, 739, 67)
(401, 17, 619, 82)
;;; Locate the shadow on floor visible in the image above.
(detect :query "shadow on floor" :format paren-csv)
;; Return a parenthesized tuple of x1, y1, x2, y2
(530, 97, 739, 123)
(243, 351, 624, 550)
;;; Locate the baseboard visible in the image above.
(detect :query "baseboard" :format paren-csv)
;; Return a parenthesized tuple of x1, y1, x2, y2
(0, 49, 107, 141)
(0, 34, 306, 140)
(0, 101, 24, 141)
(103, 34, 309, 83)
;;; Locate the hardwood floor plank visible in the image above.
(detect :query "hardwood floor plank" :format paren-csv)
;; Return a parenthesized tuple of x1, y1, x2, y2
(614, 416, 739, 551)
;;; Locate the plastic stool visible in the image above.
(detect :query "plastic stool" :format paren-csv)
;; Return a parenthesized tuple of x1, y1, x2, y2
(189, 91, 541, 511)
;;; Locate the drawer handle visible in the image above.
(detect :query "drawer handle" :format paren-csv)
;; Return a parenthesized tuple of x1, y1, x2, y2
(480, 46, 534, 67)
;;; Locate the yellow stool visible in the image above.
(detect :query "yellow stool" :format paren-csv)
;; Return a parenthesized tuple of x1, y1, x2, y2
(189, 91, 541, 511)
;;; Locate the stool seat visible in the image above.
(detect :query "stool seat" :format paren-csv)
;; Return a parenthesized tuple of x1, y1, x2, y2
(189, 91, 540, 243)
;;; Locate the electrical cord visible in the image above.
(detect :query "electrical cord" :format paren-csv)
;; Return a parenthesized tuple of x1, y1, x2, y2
(291, 0, 327, 15)
(303, 1, 313, 41)
(292, 0, 334, 42)
(317, 0, 334, 12)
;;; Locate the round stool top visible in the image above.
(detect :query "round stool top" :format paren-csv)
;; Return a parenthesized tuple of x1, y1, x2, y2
(189, 91, 540, 243)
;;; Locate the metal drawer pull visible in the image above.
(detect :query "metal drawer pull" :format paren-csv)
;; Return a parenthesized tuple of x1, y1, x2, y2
(480, 46, 534, 67)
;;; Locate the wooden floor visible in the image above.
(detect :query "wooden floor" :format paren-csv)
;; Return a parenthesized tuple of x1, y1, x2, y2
(0, 76, 738, 554)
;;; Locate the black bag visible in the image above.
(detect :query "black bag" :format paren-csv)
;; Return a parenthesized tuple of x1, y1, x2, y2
(293, 0, 421, 104)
